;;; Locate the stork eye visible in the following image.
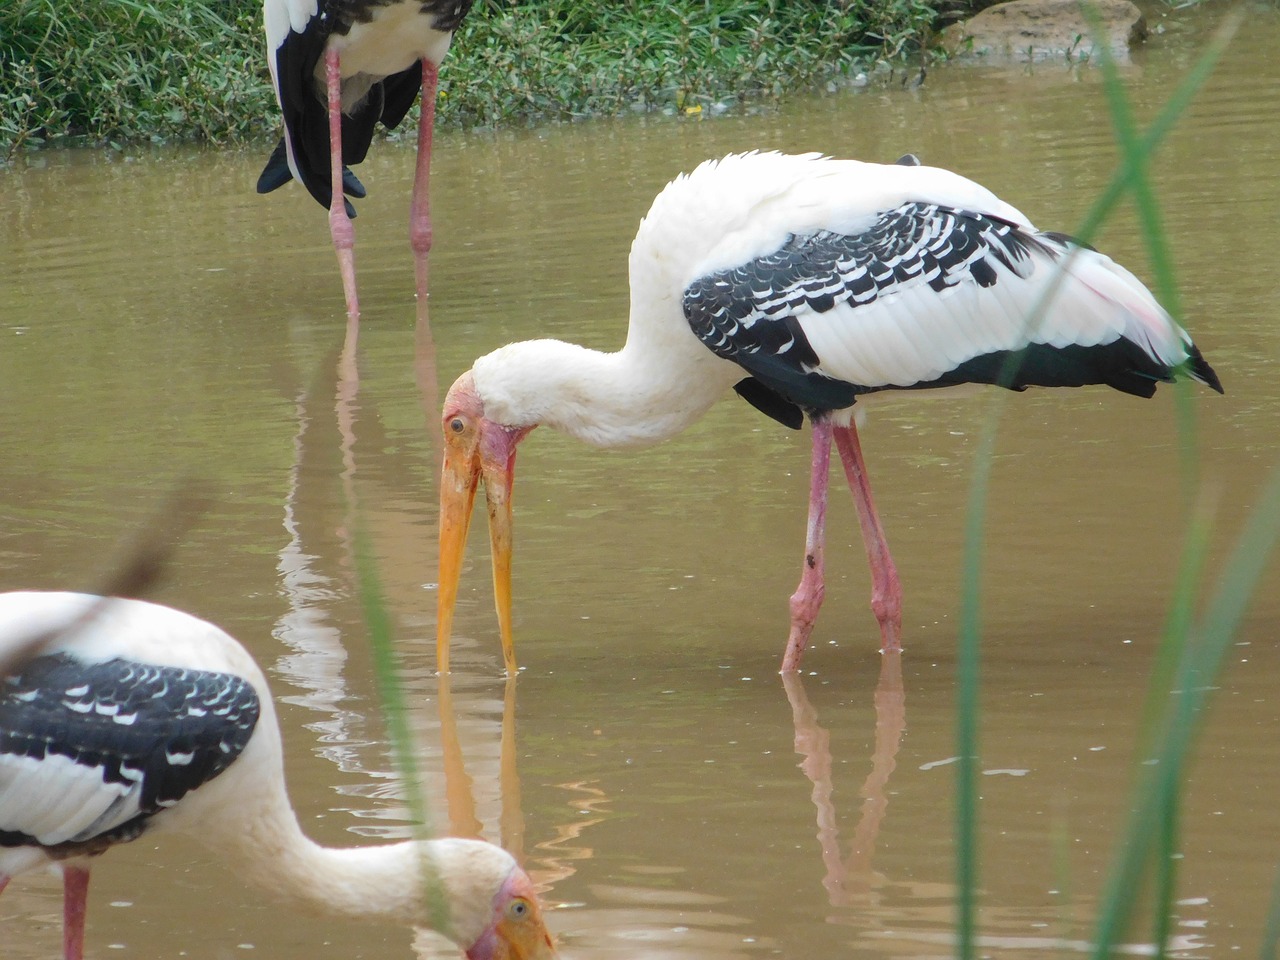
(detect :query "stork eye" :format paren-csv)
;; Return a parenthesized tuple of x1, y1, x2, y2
(506, 897, 530, 920)
(449, 417, 466, 434)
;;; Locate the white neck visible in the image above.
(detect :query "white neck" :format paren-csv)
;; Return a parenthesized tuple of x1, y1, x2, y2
(182, 717, 507, 950)
(472, 330, 741, 450)
(244, 818, 431, 921)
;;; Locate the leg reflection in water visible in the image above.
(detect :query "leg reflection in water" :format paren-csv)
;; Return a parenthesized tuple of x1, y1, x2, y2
(783, 652, 906, 906)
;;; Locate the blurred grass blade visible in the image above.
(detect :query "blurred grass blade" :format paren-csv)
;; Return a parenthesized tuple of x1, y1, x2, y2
(954, 420, 991, 960)
(1085, 7, 1240, 491)
(1072, 9, 1242, 249)
(965, 13, 1239, 958)
(1262, 864, 1280, 960)
(0, 479, 213, 677)
(352, 525, 452, 936)
(1073, 10, 1242, 956)
(989, 8, 1238, 400)
(1091, 464, 1280, 958)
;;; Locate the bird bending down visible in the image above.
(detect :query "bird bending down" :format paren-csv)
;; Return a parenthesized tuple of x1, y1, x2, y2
(258, 0, 474, 318)
(0, 592, 557, 960)
(434, 151, 1223, 675)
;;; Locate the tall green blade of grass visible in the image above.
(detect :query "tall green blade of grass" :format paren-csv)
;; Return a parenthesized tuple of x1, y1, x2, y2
(1078, 11, 1245, 957)
(1091, 465, 1280, 959)
(954, 426, 988, 960)
(1084, 17, 1188, 955)
(1089, 9, 1240, 498)
(953, 12, 1241, 958)
(352, 525, 453, 937)
(1262, 865, 1280, 960)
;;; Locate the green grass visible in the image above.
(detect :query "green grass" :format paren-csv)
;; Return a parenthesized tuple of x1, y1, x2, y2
(0, 0, 273, 154)
(0, 0, 944, 156)
(950, 10, 1280, 960)
(441, 0, 939, 127)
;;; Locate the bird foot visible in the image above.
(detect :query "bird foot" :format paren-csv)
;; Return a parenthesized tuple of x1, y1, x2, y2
(780, 617, 816, 673)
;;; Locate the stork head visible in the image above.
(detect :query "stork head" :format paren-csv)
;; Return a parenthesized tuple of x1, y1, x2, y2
(429, 838, 558, 960)
(437, 370, 534, 675)
(463, 863, 558, 960)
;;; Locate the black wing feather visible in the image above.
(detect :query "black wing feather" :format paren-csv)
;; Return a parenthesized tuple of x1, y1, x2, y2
(258, 0, 476, 214)
(0, 654, 259, 848)
(684, 203, 1050, 419)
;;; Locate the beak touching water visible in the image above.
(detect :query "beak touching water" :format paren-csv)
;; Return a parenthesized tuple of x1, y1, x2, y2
(437, 372, 531, 676)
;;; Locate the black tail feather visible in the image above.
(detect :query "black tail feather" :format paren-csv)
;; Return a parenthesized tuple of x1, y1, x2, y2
(1184, 341, 1225, 394)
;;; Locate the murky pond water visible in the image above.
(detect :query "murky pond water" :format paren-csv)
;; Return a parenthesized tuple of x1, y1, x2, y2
(3, 5, 1279, 958)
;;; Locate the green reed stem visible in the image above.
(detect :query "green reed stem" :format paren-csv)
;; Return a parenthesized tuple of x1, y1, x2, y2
(1091, 464, 1280, 959)
(1074, 11, 1244, 955)
(1261, 863, 1280, 960)
(955, 420, 992, 960)
(956, 14, 1241, 958)
(352, 525, 452, 936)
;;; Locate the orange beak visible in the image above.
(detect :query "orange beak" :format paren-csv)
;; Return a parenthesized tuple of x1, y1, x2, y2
(437, 380, 530, 676)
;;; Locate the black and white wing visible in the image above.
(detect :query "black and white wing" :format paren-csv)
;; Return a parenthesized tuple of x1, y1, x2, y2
(257, 0, 472, 212)
(683, 201, 1222, 427)
(0, 655, 259, 852)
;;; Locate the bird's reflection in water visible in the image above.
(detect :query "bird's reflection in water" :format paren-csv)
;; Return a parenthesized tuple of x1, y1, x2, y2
(266, 314, 608, 955)
(273, 320, 364, 761)
(415, 288, 441, 468)
(435, 672, 527, 856)
(430, 668, 608, 894)
(783, 653, 906, 908)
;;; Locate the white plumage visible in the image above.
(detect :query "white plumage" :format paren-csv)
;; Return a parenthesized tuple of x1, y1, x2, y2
(0, 591, 557, 960)
(433, 151, 1222, 674)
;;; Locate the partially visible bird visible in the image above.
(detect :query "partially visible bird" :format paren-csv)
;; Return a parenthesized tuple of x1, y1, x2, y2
(0, 591, 557, 960)
(257, 0, 475, 318)
(432, 151, 1223, 675)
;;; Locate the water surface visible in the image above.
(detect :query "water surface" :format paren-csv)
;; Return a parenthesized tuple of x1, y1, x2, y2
(2, 5, 1278, 958)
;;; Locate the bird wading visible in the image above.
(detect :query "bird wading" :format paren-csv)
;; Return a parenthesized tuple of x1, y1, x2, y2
(434, 151, 1222, 675)
(258, 0, 474, 318)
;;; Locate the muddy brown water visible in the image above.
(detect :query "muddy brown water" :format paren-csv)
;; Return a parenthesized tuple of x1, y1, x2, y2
(2, 5, 1278, 958)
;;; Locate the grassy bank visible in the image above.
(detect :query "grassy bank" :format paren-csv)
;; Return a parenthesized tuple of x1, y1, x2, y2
(0, 0, 947, 156)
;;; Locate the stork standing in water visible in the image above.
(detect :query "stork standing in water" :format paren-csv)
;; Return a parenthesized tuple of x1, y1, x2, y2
(0, 592, 558, 960)
(433, 151, 1223, 675)
(258, 0, 474, 319)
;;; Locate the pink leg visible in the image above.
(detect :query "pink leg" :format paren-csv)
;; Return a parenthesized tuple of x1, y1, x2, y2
(0, 874, 9, 896)
(62, 865, 90, 960)
(782, 419, 833, 672)
(410, 58, 438, 302)
(833, 422, 903, 652)
(325, 48, 360, 322)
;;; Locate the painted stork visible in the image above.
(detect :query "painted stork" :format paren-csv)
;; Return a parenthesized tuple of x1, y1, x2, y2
(257, 0, 475, 318)
(434, 151, 1223, 675)
(0, 592, 557, 960)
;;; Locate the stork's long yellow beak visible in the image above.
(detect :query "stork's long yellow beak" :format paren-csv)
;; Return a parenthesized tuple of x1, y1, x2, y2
(437, 373, 528, 676)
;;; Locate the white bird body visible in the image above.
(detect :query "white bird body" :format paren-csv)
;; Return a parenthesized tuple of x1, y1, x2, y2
(264, 0, 458, 142)
(259, 0, 473, 317)
(0, 592, 557, 959)
(472, 152, 1207, 443)
(437, 151, 1222, 674)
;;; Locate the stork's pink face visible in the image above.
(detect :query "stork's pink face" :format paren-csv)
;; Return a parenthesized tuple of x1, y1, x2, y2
(465, 868, 558, 960)
(437, 371, 533, 675)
